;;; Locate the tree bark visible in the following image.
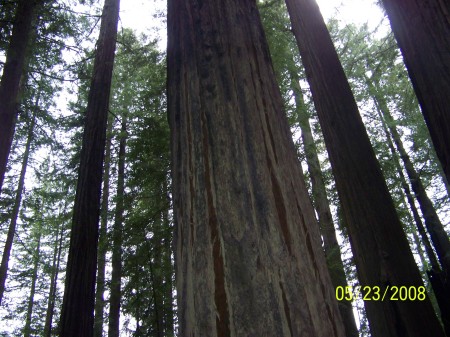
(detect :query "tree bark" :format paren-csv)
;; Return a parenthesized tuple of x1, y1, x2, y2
(168, 0, 345, 335)
(290, 71, 358, 337)
(380, 0, 450, 186)
(108, 117, 126, 337)
(94, 114, 114, 337)
(0, 0, 38, 193)
(284, 0, 446, 336)
(0, 109, 35, 305)
(59, 0, 120, 335)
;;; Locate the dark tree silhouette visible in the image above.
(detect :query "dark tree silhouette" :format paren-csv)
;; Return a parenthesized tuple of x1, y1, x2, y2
(59, 0, 120, 336)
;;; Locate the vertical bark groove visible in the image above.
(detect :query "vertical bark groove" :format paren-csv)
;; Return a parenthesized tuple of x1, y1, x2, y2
(168, 0, 345, 335)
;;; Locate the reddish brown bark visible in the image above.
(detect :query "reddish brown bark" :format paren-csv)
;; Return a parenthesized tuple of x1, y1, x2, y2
(168, 0, 345, 336)
(284, 0, 445, 336)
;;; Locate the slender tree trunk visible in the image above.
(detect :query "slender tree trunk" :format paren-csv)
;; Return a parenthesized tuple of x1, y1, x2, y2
(161, 183, 174, 336)
(44, 220, 65, 337)
(368, 78, 450, 334)
(108, 118, 126, 337)
(94, 114, 114, 337)
(284, 0, 445, 336)
(148, 253, 163, 337)
(372, 84, 446, 321)
(0, 0, 38, 193)
(0, 110, 35, 305)
(290, 71, 358, 337)
(380, 0, 450, 185)
(367, 77, 441, 272)
(59, 0, 120, 335)
(168, 0, 345, 335)
(23, 225, 42, 337)
(369, 79, 450, 275)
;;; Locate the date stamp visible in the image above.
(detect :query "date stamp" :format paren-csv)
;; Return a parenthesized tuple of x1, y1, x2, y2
(335, 285, 427, 302)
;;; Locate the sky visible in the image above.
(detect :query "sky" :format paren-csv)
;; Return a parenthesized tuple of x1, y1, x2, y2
(117, 0, 388, 46)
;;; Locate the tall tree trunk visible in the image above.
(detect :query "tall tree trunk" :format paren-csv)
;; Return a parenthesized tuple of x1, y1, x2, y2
(290, 71, 358, 337)
(148, 252, 163, 337)
(369, 79, 450, 275)
(371, 81, 446, 322)
(0, 110, 35, 305)
(59, 0, 120, 335)
(108, 117, 126, 337)
(380, 0, 450, 186)
(366, 76, 441, 273)
(23, 225, 42, 337)
(168, 0, 345, 336)
(368, 78, 450, 334)
(283, 0, 445, 336)
(0, 0, 38, 193)
(44, 220, 65, 337)
(94, 114, 114, 337)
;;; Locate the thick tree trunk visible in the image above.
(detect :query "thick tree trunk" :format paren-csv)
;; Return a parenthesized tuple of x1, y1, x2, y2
(94, 114, 114, 337)
(290, 71, 358, 337)
(59, 0, 120, 335)
(0, 0, 38, 193)
(0, 110, 35, 305)
(23, 226, 42, 337)
(380, 0, 450, 186)
(44, 221, 65, 337)
(108, 118, 126, 337)
(168, 0, 345, 336)
(284, 0, 445, 336)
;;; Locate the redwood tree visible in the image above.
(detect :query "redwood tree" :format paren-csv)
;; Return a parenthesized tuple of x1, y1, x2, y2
(284, 0, 445, 336)
(167, 0, 345, 336)
(380, 0, 450, 186)
(0, 0, 39, 193)
(59, 0, 120, 335)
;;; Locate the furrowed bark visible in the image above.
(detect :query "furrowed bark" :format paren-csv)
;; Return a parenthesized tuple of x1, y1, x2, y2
(168, 0, 345, 335)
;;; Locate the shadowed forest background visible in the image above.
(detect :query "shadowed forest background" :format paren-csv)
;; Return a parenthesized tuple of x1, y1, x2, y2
(0, 0, 449, 336)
